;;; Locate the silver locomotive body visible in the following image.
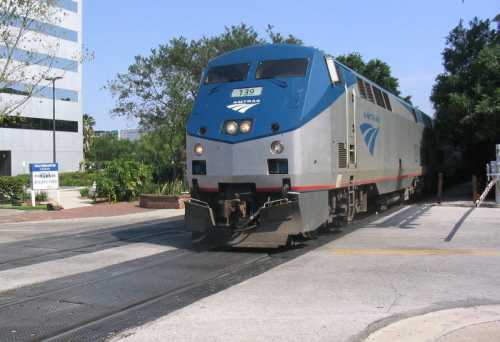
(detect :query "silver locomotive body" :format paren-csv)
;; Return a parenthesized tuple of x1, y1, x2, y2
(185, 45, 430, 247)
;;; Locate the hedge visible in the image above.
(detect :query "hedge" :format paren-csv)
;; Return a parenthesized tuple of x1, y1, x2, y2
(0, 176, 28, 204)
(59, 172, 96, 187)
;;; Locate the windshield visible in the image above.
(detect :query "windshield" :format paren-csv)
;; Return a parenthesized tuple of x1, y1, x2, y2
(204, 63, 250, 84)
(256, 58, 308, 79)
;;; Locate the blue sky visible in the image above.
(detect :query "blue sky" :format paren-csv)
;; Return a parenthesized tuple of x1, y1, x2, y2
(83, 0, 498, 130)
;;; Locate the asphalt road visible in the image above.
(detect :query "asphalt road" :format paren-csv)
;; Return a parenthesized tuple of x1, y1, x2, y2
(0, 207, 385, 342)
(2, 200, 499, 342)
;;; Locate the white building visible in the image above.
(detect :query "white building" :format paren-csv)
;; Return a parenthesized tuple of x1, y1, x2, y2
(0, 0, 83, 176)
(94, 129, 144, 142)
(118, 129, 143, 142)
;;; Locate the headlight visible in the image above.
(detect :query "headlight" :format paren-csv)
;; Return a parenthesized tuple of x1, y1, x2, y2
(224, 120, 238, 135)
(270, 141, 284, 154)
(194, 143, 204, 156)
(239, 120, 252, 134)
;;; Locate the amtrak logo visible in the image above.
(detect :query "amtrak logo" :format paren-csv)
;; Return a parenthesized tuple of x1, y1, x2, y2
(227, 99, 260, 113)
(360, 123, 380, 155)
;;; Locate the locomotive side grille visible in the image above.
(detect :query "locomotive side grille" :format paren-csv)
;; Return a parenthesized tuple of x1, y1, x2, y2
(382, 92, 392, 111)
(338, 143, 347, 168)
(373, 86, 386, 108)
(357, 78, 367, 99)
(365, 82, 375, 103)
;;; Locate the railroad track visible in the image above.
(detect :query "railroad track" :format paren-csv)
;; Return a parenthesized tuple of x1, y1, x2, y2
(0, 218, 186, 271)
(0, 205, 403, 342)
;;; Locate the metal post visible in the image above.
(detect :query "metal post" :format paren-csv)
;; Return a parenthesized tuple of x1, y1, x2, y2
(437, 172, 443, 204)
(496, 144, 500, 204)
(45, 76, 63, 164)
(52, 80, 56, 163)
(472, 175, 478, 202)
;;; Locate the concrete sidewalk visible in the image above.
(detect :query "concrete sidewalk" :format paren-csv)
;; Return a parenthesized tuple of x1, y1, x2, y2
(58, 187, 93, 209)
(111, 204, 500, 342)
(0, 209, 184, 244)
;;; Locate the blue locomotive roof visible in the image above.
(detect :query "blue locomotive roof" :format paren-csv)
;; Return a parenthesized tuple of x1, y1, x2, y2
(208, 44, 317, 66)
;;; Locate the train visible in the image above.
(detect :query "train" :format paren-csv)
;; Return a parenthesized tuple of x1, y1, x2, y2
(184, 44, 432, 248)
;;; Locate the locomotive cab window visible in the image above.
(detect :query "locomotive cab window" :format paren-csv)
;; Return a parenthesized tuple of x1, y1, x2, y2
(204, 63, 250, 84)
(256, 58, 308, 79)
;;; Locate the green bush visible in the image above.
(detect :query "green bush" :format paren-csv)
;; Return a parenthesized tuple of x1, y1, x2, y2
(79, 187, 90, 198)
(35, 191, 48, 202)
(59, 172, 96, 187)
(144, 180, 188, 196)
(159, 180, 188, 196)
(0, 176, 27, 204)
(95, 159, 152, 202)
(13, 174, 30, 186)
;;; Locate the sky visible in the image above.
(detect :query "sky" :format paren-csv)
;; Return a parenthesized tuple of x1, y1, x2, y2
(83, 0, 498, 130)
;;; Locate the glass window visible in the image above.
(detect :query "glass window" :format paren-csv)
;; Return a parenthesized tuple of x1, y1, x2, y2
(256, 58, 308, 79)
(0, 116, 78, 132)
(204, 63, 250, 84)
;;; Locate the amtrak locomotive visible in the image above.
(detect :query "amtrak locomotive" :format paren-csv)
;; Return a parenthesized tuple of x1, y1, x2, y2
(185, 44, 431, 247)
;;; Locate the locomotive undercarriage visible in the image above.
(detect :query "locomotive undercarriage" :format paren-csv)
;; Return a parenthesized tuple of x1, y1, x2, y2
(186, 183, 303, 248)
(185, 177, 423, 248)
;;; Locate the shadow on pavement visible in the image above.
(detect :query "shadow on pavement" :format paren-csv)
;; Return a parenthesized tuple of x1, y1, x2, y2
(366, 205, 433, 230)
(444, 207, 475, 242)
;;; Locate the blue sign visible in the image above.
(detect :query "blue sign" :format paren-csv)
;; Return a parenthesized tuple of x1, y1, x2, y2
(30, 163, 59, 172)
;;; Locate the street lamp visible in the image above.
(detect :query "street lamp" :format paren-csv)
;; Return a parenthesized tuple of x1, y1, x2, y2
(45, 76, 63, 163)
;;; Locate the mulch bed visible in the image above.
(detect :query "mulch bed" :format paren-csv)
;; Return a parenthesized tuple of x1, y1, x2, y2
(0, 202, 156, 224)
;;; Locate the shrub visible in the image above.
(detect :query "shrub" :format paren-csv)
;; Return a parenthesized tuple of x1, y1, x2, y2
(95, 160, 152, 202)
(79, 187, 90, 198)
(59, 171, 96, 187)
(35, 191, 48, 202)
(0, 176, 27, 204)
(159, 180, 188, 196)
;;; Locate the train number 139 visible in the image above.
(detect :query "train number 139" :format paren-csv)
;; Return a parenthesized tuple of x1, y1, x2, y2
(231, 87, 263, 98)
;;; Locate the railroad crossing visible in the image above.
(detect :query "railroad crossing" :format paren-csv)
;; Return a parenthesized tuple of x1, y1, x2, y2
(0, 191, 499, 341)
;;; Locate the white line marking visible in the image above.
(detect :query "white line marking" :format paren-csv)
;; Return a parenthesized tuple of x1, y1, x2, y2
(0, 243, 176, 293)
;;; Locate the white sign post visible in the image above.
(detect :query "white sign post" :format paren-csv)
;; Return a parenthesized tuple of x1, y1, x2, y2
(30, 163, 60, 207)
(496, 144, 500, 204)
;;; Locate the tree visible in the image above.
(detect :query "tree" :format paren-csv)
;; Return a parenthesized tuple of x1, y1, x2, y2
(83, 114, 95, 161)
(107, 24, 302, 179)
(0, 0, 63, 117)
(90, 134, 137, 166)
(431, 17, 499, 176)
(336, 52, 410, 102)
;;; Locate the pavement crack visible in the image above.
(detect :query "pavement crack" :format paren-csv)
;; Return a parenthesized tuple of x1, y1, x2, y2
(58, 299, 89, 306)
(386, 265, 404, 313)
(386, 283, 402, 313)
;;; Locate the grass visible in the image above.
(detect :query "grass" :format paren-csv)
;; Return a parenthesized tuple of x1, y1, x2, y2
(0, 204, 47, 211)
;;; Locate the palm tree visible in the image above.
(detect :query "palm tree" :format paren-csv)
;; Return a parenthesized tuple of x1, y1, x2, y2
(83, 114, 96, 161)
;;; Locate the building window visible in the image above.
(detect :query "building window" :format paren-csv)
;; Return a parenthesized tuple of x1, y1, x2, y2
(0, 116, 78, 132)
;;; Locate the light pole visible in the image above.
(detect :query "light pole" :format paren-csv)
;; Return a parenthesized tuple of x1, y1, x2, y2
(45, 76, 63, 163)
